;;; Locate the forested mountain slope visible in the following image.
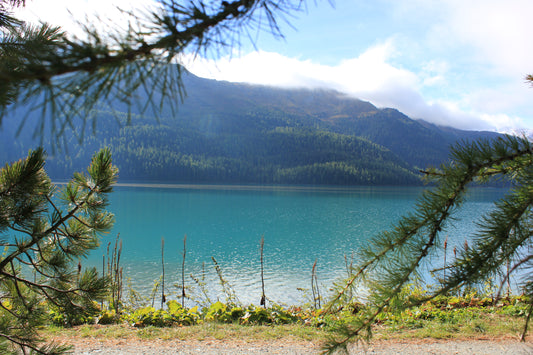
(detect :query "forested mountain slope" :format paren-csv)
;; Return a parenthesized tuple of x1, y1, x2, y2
(0, 69, 500, 185)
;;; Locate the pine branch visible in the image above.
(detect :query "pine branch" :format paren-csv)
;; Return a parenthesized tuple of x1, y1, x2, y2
(496, 254, 533, 301)
(0, 149, 115, 355)
(522, 299, 533, 341)
(0, 191, 88, 271)
(1, 0, 296, 83)
(0, 270, 85, 295)
(21, 250, 56, 279)
(0, 331, 49, 355)
(1, 0, 307, 142)
(327, 136, 533, 350)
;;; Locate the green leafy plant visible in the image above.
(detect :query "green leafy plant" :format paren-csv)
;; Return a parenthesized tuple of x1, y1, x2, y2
(204, 301, 241, 323)
(125, 300, 201, 327)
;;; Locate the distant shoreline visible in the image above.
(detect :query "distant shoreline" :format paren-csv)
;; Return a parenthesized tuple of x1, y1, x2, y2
(111, 182, 407, 193)
(52, 181, 503, 193)
(53, 180, 391, 192)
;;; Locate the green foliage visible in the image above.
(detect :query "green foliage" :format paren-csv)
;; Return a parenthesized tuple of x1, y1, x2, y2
(326, 135, 533, 352)
(373, 289, 530, 336)
(0, 148, 117, 353)
(97, 310, 119, 325)
(204, 301, 242, 323)
(125, 301, 200, 327)
(49, 302, 100, 327)
(37, 281, 530, 347)
(120, 301, 299, 327)
(203, 302, 297, 325)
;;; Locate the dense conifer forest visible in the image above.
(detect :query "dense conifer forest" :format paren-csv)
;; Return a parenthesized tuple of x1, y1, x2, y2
(0, 70, 501, 185)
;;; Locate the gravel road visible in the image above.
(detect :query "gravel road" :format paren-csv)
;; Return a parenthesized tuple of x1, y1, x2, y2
(67, 338, 532, 354)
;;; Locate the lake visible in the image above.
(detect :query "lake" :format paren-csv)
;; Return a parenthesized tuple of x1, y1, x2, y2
(87, 184, 507, 306)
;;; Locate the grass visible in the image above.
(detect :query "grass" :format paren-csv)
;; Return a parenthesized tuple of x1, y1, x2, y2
(42, 309, 529, 346)
(374, 312, 526, 340)
(40, 287, 531, 350)
(43, 323, 331, 345)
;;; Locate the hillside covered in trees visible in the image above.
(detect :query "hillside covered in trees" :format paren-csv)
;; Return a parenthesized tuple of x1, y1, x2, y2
(0, 69, 500, 185)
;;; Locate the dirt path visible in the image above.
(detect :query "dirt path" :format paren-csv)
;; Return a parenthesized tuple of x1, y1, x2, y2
(353, 339, 532, 354)
(55, 336, 532, 354)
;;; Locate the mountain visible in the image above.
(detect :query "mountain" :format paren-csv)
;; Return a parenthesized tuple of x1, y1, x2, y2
(0, 69, 502, 185)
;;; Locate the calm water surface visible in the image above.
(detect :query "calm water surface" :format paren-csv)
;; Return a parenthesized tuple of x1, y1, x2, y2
(88, 185, 506, 305)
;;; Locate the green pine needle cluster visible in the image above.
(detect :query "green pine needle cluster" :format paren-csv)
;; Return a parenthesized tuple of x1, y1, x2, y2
(326, 135, 533, 353)
(0, 148, 118, 354)
(0, 0, 307, 144)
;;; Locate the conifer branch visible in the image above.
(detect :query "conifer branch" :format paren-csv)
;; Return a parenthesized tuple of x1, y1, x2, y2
(0, 331, 50, 355)
(1, 0, 305, 140)
(0, 148, 116, 352)
(328, 135, 533, 352)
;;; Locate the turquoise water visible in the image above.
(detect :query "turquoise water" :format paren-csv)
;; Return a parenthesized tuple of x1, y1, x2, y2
(88, 185, 506, 306)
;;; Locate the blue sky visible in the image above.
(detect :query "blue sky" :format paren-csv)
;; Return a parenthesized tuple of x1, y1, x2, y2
(17, 0, 533, 133)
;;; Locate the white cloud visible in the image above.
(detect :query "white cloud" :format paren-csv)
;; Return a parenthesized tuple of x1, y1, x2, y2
(13, 0, 533, 132)
(185, 0, 533, 132)
(396, 0, 533, 82)
(420, 60, 449, 87)
(186, 51, 331, 89)
(186, 41, 419, 106)
(442, 0, 533, 77)
(186, 43, 528, 132)
(379, 0, 533, 130)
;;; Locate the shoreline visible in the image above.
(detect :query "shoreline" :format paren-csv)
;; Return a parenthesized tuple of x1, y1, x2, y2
(112, 182, 415, 192)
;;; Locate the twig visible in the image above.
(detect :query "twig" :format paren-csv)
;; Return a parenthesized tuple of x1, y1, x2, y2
(181, 235, 187, 308)
(161, 237, 165, 309)
(260, 235, 266, 307)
